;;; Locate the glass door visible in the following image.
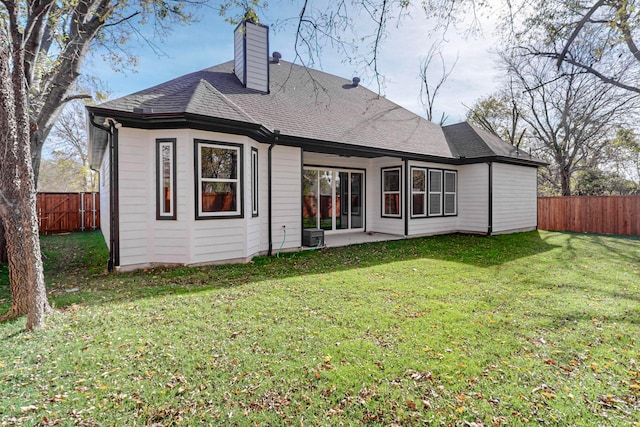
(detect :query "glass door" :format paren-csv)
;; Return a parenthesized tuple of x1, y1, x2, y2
(303, 168, 364, 231)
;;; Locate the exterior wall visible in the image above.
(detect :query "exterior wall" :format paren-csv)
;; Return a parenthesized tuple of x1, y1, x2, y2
(492, 163, 538, 233)
(457, 163, 489, 234)
(99, 146, 111, 250)
(234, 21, 269, 92)
(369, 157, 405, 235)
(406, 160, 459, 236)
(271, 145, 302, 251)
(114, 128, 279, 270)
(117, 128, 152, 267)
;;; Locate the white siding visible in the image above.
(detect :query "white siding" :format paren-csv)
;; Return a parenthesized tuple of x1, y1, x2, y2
(492, 163, 538, 233)
(457, 163, 489, 234)
(369, 157, 405, 235)
(272, 146, 302, 250)
(99, 147, 110, 250)
(233, 25, 245, 85)
(234, 21, 269, 92)
(117, 128, 151, 267)
(244, 23, 269, 92)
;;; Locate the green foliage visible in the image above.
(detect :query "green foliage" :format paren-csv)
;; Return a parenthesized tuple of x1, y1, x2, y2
(1, 230, 639, 424)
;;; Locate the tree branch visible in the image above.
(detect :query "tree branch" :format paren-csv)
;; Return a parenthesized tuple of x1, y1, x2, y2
(557, 0, 608, 68)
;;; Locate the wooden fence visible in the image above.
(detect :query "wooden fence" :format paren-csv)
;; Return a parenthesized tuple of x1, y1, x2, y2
(537, 196, 640, 236)
(37, 192, 100, 235)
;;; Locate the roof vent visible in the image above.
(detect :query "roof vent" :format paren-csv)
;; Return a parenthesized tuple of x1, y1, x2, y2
(352, 77, 360, 87)
(272, 51, 282, 63)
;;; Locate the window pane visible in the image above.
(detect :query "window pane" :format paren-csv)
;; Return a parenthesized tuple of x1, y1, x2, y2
(429, 170, 441, 192)
(445, 172, 456, 192)
(201, 147, 237, 179)
(385, 194, 400, 215)
(429, 193, 441, 215)
(413, 193, 425, 216)
(444, 194, 456, 215)
(303, 169, 319, 229)
(251, 150, 258, 216)
(202, 182, 237, 212)
(161, 145, 172, 214)
(412, 169, 425, 191)
(384, 169, 400, 191)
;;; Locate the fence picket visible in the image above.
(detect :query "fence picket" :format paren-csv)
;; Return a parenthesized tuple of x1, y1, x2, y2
(537, 196, 640, 236)
(37, 192, 100, 234)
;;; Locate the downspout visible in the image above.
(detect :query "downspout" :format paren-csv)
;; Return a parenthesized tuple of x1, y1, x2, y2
(267, 129, 280, 256)
(487, 161, 493, 236)
(404, 158, 409, 237)
(88, 114, 120, 272)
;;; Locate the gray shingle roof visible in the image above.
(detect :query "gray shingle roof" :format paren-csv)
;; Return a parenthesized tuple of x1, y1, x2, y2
(443, 122, 543, 163)
(91, 59, 544, 166)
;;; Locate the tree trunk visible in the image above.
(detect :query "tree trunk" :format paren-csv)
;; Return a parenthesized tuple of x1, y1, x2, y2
(0, 223, 7, 264)
(560, 165, 572, 196)
(0, 26, 51, 329)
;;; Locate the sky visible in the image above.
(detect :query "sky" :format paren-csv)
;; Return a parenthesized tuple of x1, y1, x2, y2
(84, 2, 504, 124)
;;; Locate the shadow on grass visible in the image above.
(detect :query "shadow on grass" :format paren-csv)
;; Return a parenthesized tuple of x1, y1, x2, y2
(0, 229, 567, 315)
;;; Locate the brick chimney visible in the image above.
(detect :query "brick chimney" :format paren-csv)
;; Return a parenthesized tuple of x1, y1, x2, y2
(234, 20, 270, 93)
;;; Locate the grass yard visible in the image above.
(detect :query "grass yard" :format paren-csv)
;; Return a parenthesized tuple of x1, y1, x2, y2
(0, 230, 639, 426)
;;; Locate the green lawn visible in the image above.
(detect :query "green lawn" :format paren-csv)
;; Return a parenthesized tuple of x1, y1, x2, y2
(0, 230, 639, 426)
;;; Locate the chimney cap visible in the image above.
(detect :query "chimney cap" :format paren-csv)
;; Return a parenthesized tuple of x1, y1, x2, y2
(352, 77, 361, 87)
(272, 51, 282, 63)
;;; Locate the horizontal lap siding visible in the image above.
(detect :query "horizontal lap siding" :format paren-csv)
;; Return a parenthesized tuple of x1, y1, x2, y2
(272, 146, 302, 249)
(492, 164, 537, 233)
(458, 163, 488, 233)
(118, 129, 151, 266)
(100, 152, 111, 249)
(369, 158, 404, 235)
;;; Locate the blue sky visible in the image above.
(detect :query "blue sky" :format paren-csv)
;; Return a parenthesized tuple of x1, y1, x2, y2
(84, 2, 502, 124)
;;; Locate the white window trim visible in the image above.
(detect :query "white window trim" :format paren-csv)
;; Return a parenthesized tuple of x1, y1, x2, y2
(444, 170, 457, 216)
(428, 169, 443, 216)
(382, 167, 402, 218)
(196, 140, 242, 219)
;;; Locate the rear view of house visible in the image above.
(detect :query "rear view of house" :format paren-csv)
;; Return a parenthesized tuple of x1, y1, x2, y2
(88, 20, 544, 272)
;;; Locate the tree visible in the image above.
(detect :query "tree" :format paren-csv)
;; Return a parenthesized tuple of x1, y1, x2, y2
(40, 100, 99, 192)
(513, 0, 640, 95)
(466, 91, 526, 147)
(419, 41, 458, 125)
(507, 50, 639, 195)
(0, 0, 230, 329)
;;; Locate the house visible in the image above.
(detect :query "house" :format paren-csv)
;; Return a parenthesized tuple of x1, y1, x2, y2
(87, 21, 545, 272)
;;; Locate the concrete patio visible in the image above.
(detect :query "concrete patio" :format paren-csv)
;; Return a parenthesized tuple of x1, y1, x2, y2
(321, 231, 405, 249)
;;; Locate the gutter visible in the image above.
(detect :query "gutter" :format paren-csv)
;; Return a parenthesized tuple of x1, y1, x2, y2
(267, 129, 280, 256)
(89, 113, 120, 272)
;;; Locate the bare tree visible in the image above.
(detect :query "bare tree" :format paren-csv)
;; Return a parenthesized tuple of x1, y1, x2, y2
(513, 0, 640, 95)
(465, 86, 526, 147)
(42, 101, 98, 192)
(419, 41, 458, 125)
(504, 50, 638, 196)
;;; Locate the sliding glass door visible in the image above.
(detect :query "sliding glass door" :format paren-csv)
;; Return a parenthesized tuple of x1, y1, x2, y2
(303, 168, 364, 231)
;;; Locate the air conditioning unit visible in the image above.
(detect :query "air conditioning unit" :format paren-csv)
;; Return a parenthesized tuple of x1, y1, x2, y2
(303, 228, 324, 247)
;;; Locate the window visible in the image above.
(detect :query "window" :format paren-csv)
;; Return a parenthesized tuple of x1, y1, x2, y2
(196, 140, 242, 218)
(411, 168, 427, 217)
(382, 167, 401, 217)
(156, 139, 176, 220)
(444, 170, 457, 215)
(251, 148, 258, 217)
(428, 170, 442, 216)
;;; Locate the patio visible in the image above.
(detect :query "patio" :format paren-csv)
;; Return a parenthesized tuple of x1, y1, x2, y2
(322, 231, 404, 249)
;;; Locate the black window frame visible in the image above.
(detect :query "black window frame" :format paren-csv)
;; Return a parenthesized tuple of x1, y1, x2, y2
(381, 166, 402, 218)
(194, 139, 244, 220)
(251, 147, 259, 217)
(156, 138, 177, 220)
